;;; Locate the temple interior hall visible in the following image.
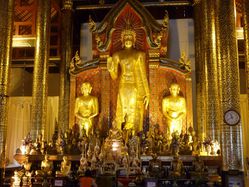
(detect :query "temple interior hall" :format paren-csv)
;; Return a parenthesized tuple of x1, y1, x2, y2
(0, 0, 249, 186)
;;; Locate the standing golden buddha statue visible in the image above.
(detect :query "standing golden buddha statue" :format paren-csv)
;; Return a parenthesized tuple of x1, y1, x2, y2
(162, 83, 186, 136)
(75, 82, 99, 137)
(107, 26, 150, 138)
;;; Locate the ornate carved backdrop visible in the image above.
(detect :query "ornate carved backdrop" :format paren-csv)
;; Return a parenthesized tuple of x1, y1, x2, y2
(70, 0, 192, 135)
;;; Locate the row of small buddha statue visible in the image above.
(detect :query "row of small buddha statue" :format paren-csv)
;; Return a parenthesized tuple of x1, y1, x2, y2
(12, 155, 72, 187)
(141, 125, 220, 157)
(18, 122, 220, 159)
(13, 150, 208, 186)
(148, 153, 207, 180)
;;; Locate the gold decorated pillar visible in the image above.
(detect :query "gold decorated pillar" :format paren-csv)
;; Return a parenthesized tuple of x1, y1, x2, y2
(31, 0, 51, 139)
(217, 0, 243, 171)
(59, 0, 73, 130)
(194, 1, 206, 141)
(242, 0, 249, 104)
(194, 0, 221, 142)
(0, 0, 14, 163)
(242, 0, 249, 171)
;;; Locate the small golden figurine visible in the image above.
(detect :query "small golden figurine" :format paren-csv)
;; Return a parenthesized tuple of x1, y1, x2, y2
(12, 170, 21, 187)
(170, 131, 180, 156)
(56, 156, 71, 177)
(108, 120, 123, 141)
(41, 154, 53, 175)
(169, 155, 184, 178)
(23, 156, 32, 172)
(192, 155, 205, 175)
(148, 153, 162, 178)
(101, 119, 125, 164)
(107, 23, 150, 137)
(78, 153, 89, 174)
(75, 82, 99, 137)
(162, 83, 186, 136)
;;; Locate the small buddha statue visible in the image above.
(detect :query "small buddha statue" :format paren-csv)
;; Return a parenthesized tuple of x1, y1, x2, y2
(75, 82, 99, 137)
(94, 144, 100, 158)
(57, 156, 71, 177)
(20, 157, 32, 185)
(190, 155, 208, 179)
(120, 152, 129, 169)
(148, 153, 162, 178)
(170, 131, 180, 156)
(78, 154, 89, 174)
(179, 133, 192, 155)
(108, 120, 123, 141)
(161, 135, 170, 154)
(191, 135, 201, 155)
(107, 25, 150, 136)
(162, 83, 186, 136)
(90, 154, 98, 170)
(190, 155, 207, 178)
(151, 125, 164, 154)
(23, 156, 32, 172)
(98, 146, 106, 163)
(41, 154, 53, 175)
(22, 171, 32, 186)
(87, 147, 93, 160)
(169, 155, 184, 178)
(12, 170, 21, 186)
(130, 155, 141, 175)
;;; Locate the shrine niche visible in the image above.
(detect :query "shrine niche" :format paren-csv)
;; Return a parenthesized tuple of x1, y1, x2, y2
(69, 0, 192, 136)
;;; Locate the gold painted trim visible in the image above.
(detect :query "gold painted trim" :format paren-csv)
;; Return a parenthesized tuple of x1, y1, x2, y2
(76, 1, 191, 10)
(12, 36, 36, 47)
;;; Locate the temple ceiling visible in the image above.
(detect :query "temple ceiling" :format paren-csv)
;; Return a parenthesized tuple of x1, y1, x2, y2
(11, 0, 245, 71)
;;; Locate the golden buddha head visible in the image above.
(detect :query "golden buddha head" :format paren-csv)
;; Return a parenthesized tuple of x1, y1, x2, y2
(121, 27, 136, 48)
(63, 156, 68, 162)
(169, 83, 180, 97)
(80, 82, 92, 96)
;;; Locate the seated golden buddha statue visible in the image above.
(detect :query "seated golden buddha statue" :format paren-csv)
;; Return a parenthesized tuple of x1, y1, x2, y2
(107, 24, 150, 138)
(162, 83, 186, 136)
(75, 82, 99, 137)
(23, 156, 32, 172)
(56, 156, 71, 177)
(41, 154, 53, 175)
(108, 120, 123, 141)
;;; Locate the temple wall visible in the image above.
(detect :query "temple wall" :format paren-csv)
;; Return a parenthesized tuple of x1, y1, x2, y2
(9, 68, 59, 96)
